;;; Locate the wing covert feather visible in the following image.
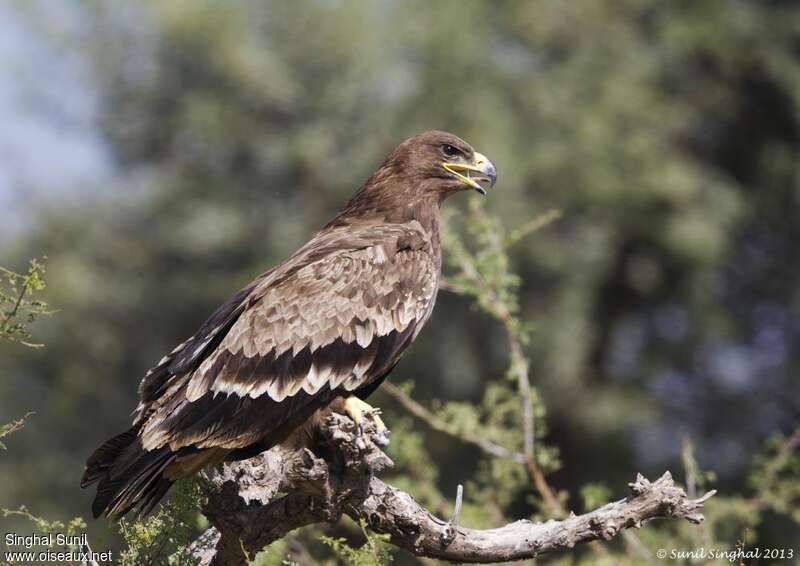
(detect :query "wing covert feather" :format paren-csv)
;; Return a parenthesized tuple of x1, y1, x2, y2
(140, 225, 438, 451)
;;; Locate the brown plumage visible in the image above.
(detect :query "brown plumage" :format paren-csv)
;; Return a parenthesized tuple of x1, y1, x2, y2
(81, 130, 497, 519)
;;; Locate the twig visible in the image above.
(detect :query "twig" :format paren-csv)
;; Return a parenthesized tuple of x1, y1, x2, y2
(0, 260, 52, 348)
(383, 380, 611, 555)
(0, 269, 33, 334)
(761, 429, 800, 486)
(749, 428, 800, 508)
(441, 484, 463, 546)
(0, 412, 35, 449)
(382, 382, 525, 464)
(504, 209, 562, 248)
(441, 262, 563, 515)
(680, 436, 716, 551)
(499, 314, 565, 515)
(440, 213, 566, 515)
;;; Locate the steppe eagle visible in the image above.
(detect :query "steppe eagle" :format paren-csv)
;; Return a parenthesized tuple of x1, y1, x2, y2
(82, 130, 497, 519)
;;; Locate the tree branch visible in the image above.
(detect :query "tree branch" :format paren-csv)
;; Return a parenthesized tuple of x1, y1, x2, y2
(382, 382, 526, 464)
(194, 414, 716, 565)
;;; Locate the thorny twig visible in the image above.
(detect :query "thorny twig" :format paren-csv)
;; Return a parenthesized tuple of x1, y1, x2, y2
(382, 382, 525, 464)
(441, 221, 562, 514)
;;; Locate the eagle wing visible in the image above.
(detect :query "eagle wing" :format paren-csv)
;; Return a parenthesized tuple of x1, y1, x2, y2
(137, 222, 438, 452)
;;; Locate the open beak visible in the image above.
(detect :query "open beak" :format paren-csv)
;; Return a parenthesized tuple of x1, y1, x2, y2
(443, 151, 498, 195)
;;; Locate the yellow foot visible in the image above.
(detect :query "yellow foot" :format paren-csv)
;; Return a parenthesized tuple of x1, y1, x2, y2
(342, 396, 389, 444)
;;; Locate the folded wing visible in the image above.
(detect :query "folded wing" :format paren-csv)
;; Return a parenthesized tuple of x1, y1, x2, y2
(138, 224, 438, 452)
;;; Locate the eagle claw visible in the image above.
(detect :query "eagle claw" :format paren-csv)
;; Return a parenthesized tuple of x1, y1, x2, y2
(342, 396, 389, 446)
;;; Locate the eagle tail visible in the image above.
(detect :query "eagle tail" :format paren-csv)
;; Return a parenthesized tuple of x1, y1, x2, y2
(81, 426, 140, 488)
(82, 427, 176, 520)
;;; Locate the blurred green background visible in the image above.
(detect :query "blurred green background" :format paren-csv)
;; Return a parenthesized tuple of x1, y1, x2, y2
(1, 0, 799, 560)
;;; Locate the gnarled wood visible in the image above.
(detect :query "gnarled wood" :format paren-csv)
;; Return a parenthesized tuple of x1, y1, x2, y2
(194, 414, 715, 565)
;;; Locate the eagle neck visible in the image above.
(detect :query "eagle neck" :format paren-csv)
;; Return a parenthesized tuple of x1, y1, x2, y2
(325, 187, 443, 270)
(382, 192, 442, 262)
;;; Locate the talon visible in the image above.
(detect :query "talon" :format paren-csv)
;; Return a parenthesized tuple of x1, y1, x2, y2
(375, 428, 391, 447)
(342, 396, 387, 436)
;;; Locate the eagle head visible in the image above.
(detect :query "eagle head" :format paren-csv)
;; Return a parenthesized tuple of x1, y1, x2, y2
(386, 130, 498, 196)
(329, 130, 498, 227)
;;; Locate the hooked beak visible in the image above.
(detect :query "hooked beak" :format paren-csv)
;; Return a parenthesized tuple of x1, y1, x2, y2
(443, 151, 498, 195)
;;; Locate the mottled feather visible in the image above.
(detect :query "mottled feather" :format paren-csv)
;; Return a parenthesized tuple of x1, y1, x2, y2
(139, 224, 437, 451)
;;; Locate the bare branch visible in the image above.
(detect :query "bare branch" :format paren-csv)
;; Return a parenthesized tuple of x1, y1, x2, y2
(504, 209, 562, 248)
(360, 472, 714, 563)
(195, 415, 715, 565)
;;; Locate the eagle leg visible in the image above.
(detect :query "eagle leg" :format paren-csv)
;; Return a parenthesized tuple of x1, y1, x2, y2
(342, 396, 390, 446)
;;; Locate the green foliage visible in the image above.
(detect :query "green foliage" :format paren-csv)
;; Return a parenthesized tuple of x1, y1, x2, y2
(117, 480, 205, 566)
(320, 520, 393, 566)
(439, 204, 562, 511)
(0, 412, 33, 451)
(383, 416, 444, 512)
(0, 507, 86, 544)
(444, 198, 543, 324)
(0, 258, 80, 566)
(0, 258, 52, 348)
(748, 432, 800, 523)
(0, 258, 50, 449)
(580, 483, 612, 512)
(0, 507, 87, 566)
(249, 538, 299, 566)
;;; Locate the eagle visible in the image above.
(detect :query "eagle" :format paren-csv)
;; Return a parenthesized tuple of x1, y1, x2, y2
(81, 130, 497, 519)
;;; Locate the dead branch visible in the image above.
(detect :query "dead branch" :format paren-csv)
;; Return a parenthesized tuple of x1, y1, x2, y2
(194, 414, 716, 565)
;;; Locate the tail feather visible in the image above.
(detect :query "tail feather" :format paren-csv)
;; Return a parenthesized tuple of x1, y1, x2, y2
(81, 426, 140, 488)
(137, 477, 175, 518)
(83, 428, 178, 520)
(99, 443, 175, 519)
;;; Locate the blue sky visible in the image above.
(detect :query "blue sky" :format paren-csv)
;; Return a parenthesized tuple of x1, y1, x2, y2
(0, 0, 111, 234)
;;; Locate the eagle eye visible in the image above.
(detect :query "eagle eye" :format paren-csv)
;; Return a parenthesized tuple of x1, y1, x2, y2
(441, 144, 462, 159)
